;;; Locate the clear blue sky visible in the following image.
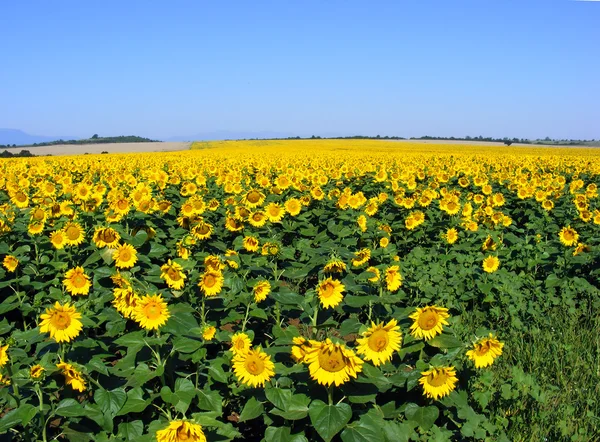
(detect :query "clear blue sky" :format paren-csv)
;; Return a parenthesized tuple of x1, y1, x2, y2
(1, 0, 598, 140)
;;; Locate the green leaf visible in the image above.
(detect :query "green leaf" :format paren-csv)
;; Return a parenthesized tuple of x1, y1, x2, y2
(94, 388, 127, 417)
(0, 404, 37, 432)
(173, 378, 196, 414)
(196, 389, 223, 414)
(117, 420, 144, 440)
(239, 397, 264, 422)
(265, 426, 309, 442)
(173, 336, 203, 354)
(55, 398, 86, 417)
(270, 394, 311, 420)
(265, 387, 292, 410)
(406, 405, 439, 430)
(114, 331, 146, 352)
(427, 334, 463, 349)
(308, 400, 352, 442)
(117, 387, 150, 416)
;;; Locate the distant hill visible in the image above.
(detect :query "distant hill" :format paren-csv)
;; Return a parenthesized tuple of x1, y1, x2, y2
(0, 129, 80, 146)
(0, 132, 159, 148)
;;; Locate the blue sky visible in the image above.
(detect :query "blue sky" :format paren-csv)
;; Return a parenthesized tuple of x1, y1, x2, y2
(0, 0, 598, 140)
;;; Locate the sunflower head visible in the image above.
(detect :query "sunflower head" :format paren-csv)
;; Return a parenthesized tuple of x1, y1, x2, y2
(303, 339, 364, 387)
(39, 302, 83, 343)
(232, 347, 275, 388)
(133, 294, 170, 330)
(231, 332, 252, 356)
(317, 278, 345, 309)
(156, 419, 207, 442)
(419, 366, 458, 400)
(356, 319, 402, 366)
(409, 305, 450, 340)
(466, 334, 504, 368)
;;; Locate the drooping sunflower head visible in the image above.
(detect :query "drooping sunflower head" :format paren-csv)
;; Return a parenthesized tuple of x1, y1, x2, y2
(356, 319, 402, 366)
(160, 259, 186, 290)
(419, 366, 458, 400)
(156, 419, 207, 442)
(56, 361, 87, 392)
(232, 347, 275, 388)
(385, 265, 402, 292)
(323, 258, 346, 274)
(133, 294, 170, 330)
(0, 344, 8, 367)
(242, 236, 260, 252)
(409, 305, 450, 340)
(92, 227, 121, 248)
(30, 364, 45, 379)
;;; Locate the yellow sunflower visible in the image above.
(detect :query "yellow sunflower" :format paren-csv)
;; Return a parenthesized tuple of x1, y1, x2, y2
(231, 332, 252, 356)
(284, 198, 302, 216)
(466, 334, 504, 368)
(92, 227, 121, 248)
(232, 347, 275, 388)
(265, 202, 285, 223)
(385, 265, 402, 292)
(30, 364, 45, 379)
(39, 302, 83, 343)
(323, 258, 346, 273)
(482, 255, 500, 273)
(156, 419, 207, 442)
(133, 294, 170, 330)
(56, 361, 86, 392)
(50, 230, 67, 249)
(63, 221, 85, 246)
(112, 287, 140, 319)
(366, 266, 380, 282)
(558, 226, 579, 247)
(202, 325, 216, 341)
(419, 366, 458, 400)
(409, 306, 450, 340)
(351, 248, 371, 267)
(160, 260, 186, 290)
(112, 243, 138, 269)
(303, 339, 364, 387)
(2, 255, 18, 273)
(198, 270, 224, 297)
(317, 277, 345, 309)
(0, 344, 8, 367)
(445, 228, 458, 244)
(63, 267, 91, 296)
(253, 280, 271, 303)
(356, 319, 402, 366)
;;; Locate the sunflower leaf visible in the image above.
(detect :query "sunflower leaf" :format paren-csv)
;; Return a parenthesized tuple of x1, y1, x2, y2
(308, 400, 352, 442)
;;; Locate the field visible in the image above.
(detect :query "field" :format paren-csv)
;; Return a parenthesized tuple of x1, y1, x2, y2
(0, 139, 599, 441)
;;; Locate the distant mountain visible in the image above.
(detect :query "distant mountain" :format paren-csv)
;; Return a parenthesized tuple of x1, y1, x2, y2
(0, 129, 80, 146)
(165, 130, 296, 141)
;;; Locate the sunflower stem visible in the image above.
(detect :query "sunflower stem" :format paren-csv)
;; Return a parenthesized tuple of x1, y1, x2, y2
(327, 385, 333, 405)
(241, 302, 251, 332)
(311, 304, 319, 338)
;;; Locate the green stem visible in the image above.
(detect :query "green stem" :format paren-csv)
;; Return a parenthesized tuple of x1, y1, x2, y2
(327, 385, 333, 405)
(6, 363, 18, 397)
(311, 304, 319, 338)
(241, 302, 251, 332)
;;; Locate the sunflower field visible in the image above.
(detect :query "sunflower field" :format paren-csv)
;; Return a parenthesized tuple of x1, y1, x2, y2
(0, 139, 599, 442)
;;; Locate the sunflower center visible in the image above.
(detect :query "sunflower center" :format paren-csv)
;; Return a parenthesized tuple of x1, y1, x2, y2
(253, 214, 262, 222)
(418, 310, 439, 331)
(117, 200, 128, 210)
(427, 370, 448, 387)
(198, 224, 210, 234)
(167, 269, 181, 280)
(368, 329, 389, 352)
(66, 226, 80, 240)
(143, 302, 162, 320)
(33, 209, 45, 220)
(476, 342, 490, 356)
(563, 230, 574, 241)
(72, 274, 86, 288)
(101, 230, 116, 242)
(52, 312, 71, 329)
(269, 207, 280, 216)
(317, 347, 347, 372)
(247, 191, 261, 203)
(235, 339, 246, 350)
(16, 192, 27, 202)
(321, 283, 334, 298)
(119, 250, 132, 261)
(245, 355, 265, 375)
(204, 275, 216, 288)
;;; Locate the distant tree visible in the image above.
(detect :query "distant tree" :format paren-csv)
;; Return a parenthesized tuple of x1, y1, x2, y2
(92, 134, 99, 139)
(504, 140, 513, 146)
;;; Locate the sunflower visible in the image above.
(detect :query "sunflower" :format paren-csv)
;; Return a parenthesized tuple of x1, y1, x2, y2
(265, 202, 285, 223)
(419, 366, 458, 400)
(133, 294, 170, 330)
(356, 319, 402, 366)
(39, 302, 83, 343)
(63, 221, 85, 246)
(156, 419, 207, 442)
(445, 228, 458, 244)
(2, 255, 18, 273)
(232, 347, 275, 388)
(366, 266, 380, 282)
(323, 258, 346, 273)
(303, 339, 364, 387)
(112, 287, 140, 319)
(291, 336, 319, 363)
(409, 306, 450, 340)
(466, 334, 504, 368)
(0, 344, 8, 367)
(160, 260, 186, 290)
(385, 266, 402, 292)
(92, 227, 121, 248)
(482, 255, 500, 273)
(191, 222, 213, 240)
(56, 361, 87, 392)
(379, 236, 389, 248)
(28, 221, 45, 235)
(357, 215, 367, 232)
(231, 332, 252, 356)
(242, 189, 266, 209)
(317, 277, 345, 309)
(284, 198, 302, 216)
(242, 236, 260, 252)
(198, 270, 224, 297)
(253, 280, 271, 303)
(558, 226, 579, 247)
(248, 211, 268, 228)
(30, 364, 45, 379)
(202, 325, 217, 341)
(351, 248, 371, 267)
(63, 267, 92, 296)
(113, 243, 138, 269)
(50, 230, 67, 249)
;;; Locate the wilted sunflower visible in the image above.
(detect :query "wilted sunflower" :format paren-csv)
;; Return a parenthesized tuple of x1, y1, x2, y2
(351, 248, 371, 267)
(482, 255, 500, 273)
(303, 339, 364, 387)
(323, 258, 346, 274)
(558, 226, 579, 247)
(160, 260, 186, 290)
(133, 294, 170, 330)
(466, 334, 504, 368)
(156, 419, 207, 442)
(30, 364, 45, 379)
(204, 255, 225, 272)
(409, 306, 450, 340)
(253, 280, 271, 303)
(56, 361, 86, 392)
(317, 277, 345, 309)
(242, 236, 260, 252)
(0, 344, 8, 367)
(92, 227, 121, 248)
(113, 243, 138, 269)
(2, 255, 18, 273)
(419, 366, 458, 400)
(63, 266, 91, 296)
(385, 265, 402, 292)
(356, 319, 402, 366)
(231, 332, 252, 356)
(39, 302, 83, 343)
(232, 347, 275, 388)
(198, 270, 224, 297)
